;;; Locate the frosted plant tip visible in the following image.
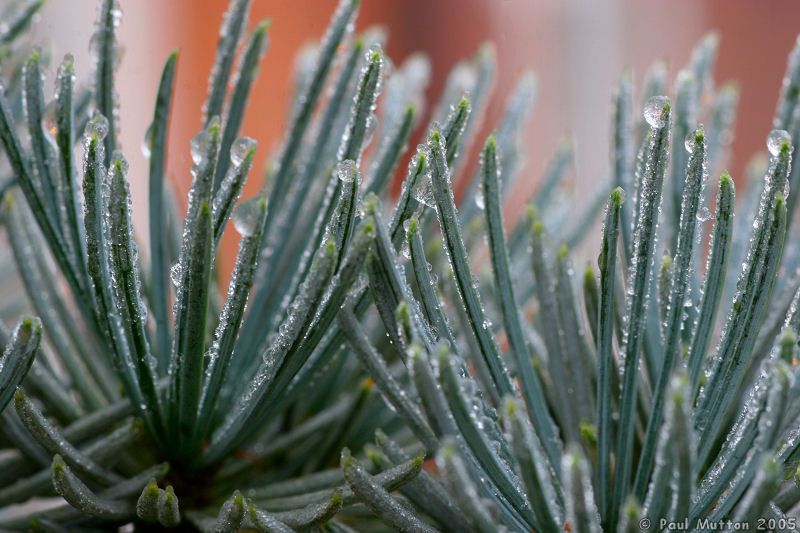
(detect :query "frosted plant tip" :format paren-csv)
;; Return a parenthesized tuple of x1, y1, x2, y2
(624, 498, 641, 518)
(364, 219, 375, 237)
(437, 346, 451, 366)
(670, 385, 684, 405)
(365, 446, 379, 462)
(525, 204, 538, 222)
(440, 441, 456, 458)
(695, 128, 705, 144)
(52, 454, 66, 473)
(341, 448, 354, 467)
(580, 422, 597, 445)
(360, 376, 374, 392)
(477, 41, 496, 59)
(611, 186, 625, 204)
(369, 46, 382, 63)
(504, 397, 518, 415)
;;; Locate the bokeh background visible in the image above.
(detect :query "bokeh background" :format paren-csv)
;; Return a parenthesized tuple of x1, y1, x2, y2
(33, 0, 800, 272)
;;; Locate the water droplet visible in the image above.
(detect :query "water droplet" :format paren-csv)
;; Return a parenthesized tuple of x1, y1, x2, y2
(141, 122, 154, 158)
(684, 126, 704, 154)
(411, 145, 435, 208)
(412, 175, 434, 208)
(111, 152, 129, 174)
(231, 136, 256, 166)
(696, 205, 714, 222)
(475, 188, 485, 210)
(643, 96, 669, 128)
(767, 129, 791, 157)
(400, 238, 411, 260)
(336, 159, 357, 183)
(233, 196, 264, 237)
(363, 115, 378, 150)
(43, 100, 58, 136)
(367, 43, 384, 64)
(84, 112, 109, 141)
(191, 116, 220, 165)
(55, 55, 76, 108)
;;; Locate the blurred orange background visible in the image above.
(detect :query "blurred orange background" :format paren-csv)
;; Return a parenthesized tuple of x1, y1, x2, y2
(35, 0, 800, 277)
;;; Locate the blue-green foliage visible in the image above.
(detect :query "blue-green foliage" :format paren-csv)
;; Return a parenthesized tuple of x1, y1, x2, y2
(0, 0, 799, 531)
